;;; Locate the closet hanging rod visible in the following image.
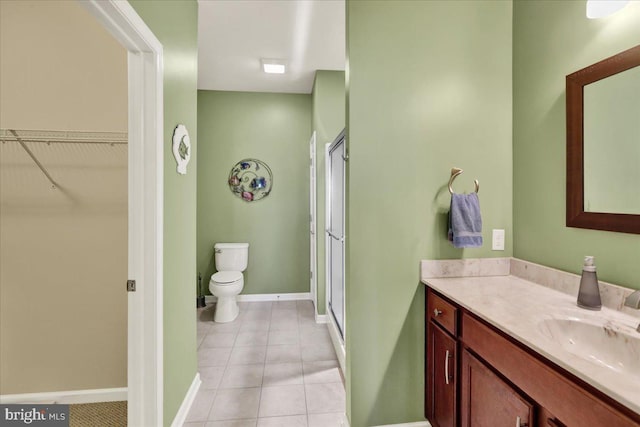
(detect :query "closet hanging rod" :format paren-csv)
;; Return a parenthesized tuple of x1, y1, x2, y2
(0, 129, 127, 145)
(8, 130, 58, 189)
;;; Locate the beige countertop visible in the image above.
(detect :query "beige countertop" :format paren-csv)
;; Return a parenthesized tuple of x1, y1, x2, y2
(423, 272, 640, 415)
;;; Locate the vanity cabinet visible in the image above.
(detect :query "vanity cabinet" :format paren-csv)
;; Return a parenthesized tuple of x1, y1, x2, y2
(426, 292, 458, 427)
(425, 288, 640, 427)
(460, 348, 534, 427)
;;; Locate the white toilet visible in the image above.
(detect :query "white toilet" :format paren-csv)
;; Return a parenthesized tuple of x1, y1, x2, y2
(209, 242, 249, 323)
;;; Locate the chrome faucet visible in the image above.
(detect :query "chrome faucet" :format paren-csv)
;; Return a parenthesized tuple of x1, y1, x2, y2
(624, 290, 640, 332)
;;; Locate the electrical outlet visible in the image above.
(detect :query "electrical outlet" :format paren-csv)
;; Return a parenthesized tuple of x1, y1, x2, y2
(492, 229, 505, 251)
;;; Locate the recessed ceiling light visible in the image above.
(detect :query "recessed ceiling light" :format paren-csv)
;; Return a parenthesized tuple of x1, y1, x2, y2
(261, 59, 286, 74)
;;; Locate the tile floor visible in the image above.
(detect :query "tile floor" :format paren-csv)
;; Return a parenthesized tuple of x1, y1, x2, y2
(184, 300, 346, 427)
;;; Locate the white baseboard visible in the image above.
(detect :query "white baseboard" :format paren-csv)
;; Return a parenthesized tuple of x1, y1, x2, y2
(327, 315, 346, 376)
(315, 313, 328, 324)
(373, 422, 431, 427)
(170, 373, 201, 427)
(205, 292, 311, 304)
(0, 387, 127, 404)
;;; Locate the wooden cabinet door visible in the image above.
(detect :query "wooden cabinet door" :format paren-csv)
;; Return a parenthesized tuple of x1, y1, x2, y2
(427, 323, 457, 427)
(461, 349, 534, 427)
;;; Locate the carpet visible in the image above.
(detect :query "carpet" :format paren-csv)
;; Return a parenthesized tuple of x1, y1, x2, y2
(69, 401, 127, 427)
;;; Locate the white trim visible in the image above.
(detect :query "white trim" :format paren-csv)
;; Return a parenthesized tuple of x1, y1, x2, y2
(205, 292, 312, 304)
(342, 413, 351, 427)
(0, 388, 128, 405)
(170, 373, 201, 427)
(80, 2, 164, 426)
(327, 311, 346, 375)
(372, 423, 431, 427)
(315, 313, 328, 324)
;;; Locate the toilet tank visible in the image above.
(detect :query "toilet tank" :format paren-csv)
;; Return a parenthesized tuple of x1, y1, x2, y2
(214, 243, 249, 272)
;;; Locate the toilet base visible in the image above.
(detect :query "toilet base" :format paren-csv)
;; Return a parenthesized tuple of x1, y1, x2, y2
(214, 295, 240, 323)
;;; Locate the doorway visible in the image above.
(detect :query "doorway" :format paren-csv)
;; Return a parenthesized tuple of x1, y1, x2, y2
(326, 130, 346, 339)
(80, 2, 164, 425)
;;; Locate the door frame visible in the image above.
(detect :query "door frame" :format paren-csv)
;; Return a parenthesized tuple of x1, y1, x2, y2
(81, 1, 164, 425)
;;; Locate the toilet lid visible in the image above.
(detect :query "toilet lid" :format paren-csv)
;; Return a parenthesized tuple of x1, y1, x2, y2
(211, 271, 242, 284)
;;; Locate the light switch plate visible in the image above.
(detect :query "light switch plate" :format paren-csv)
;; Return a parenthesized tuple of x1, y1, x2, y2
(492, 229, 505, 251)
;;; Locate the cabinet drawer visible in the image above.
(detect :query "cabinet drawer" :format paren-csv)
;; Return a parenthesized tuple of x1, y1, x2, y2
(428, 290, 458, 336)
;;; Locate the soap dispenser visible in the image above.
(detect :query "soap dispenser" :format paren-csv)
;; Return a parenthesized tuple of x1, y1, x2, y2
(577, 256, 602, 310)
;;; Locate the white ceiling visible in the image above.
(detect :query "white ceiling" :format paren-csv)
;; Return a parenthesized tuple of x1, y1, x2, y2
(198, 0, 345, 94)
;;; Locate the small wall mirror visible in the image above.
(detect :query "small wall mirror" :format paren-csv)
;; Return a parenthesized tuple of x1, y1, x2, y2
(566, 44, 640, 234)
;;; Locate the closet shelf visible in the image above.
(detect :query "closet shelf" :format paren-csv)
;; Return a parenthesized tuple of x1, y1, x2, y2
(0, 128, 127, 145)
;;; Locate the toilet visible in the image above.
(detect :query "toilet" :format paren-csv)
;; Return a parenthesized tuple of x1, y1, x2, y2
(209, 242, 249, 323)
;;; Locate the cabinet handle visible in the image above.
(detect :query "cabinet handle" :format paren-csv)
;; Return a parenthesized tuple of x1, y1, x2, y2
(433, 308, 442, 317)
(444, 350, 451, 385)
(516, 416, 528, 427)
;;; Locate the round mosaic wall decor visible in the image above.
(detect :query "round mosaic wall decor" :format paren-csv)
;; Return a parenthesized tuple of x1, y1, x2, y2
(228, 159, 273, 202)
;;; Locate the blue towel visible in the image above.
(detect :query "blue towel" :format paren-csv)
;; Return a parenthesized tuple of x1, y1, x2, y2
(448, 192, 483, 248)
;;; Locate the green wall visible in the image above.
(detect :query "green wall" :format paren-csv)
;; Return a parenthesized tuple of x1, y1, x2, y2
(312, 70, 346, 315)
(513, 0, 640, 289)
(197, 91, 311, 295)
(346, 1, 513, 426)
(127, 1, 198, 425)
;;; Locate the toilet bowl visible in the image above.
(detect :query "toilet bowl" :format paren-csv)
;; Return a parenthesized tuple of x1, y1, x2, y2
(209, 243, 249, 323)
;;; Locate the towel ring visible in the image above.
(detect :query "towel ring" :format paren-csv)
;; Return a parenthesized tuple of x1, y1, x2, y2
(448, 167, 479, 194)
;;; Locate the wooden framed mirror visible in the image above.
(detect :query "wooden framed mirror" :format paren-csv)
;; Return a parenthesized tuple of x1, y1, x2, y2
(566, 44, 640, 234)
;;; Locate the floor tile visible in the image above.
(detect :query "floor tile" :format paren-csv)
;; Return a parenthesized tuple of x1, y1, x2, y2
(271, 309, 298, 323)
(307, 412, 344, 427)
(242, 301, 272, 311)
(257, 414, 307, 426)
(268, 329, 300, 346)
(266, 345, 301, 363)
(301, 343, 337, 362)
(184, 422, 206, 427)
(197, 335, 206, 349)
(299, 329, 331, 347)
(272, 300, 298, 310)
(235, 331, 269, 347)
(204, 419, 258, 427)
(198, 306, 216, 323)
(262, 362, 304, 386)
(205, 421, 257, 427)
(296, 300, 314, 311)
(202, 332, 237, 348)
(228, 346, 267, 365)
(304, 383, 345, 414)
(243, 310, 271, 322)
(186, 389, 217, 422)
(200, 366, 226, 389)
(205, 421, 256, 427)
(258, 385, 306, 418)
(209, 321, 242, 334)
(209, 388, 261, 421)
(199, 347, 233, 367)
(219, 364, 264, 389)
(239, 320, 270, 333)
(302, 360, 342, 384)
(270, 318, 299, 332)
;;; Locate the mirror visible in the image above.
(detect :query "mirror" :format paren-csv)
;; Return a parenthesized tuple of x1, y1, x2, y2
(566, 44, 640, 234)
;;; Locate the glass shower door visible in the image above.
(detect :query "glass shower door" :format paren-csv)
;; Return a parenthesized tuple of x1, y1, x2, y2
(328, 133, 345, 338)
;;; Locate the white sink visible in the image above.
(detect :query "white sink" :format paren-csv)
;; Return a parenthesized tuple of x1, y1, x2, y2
(537, 314, 640, 377)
